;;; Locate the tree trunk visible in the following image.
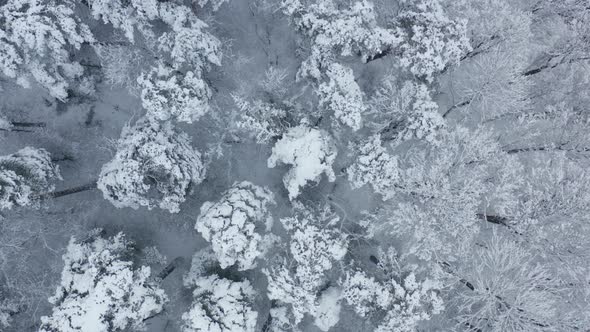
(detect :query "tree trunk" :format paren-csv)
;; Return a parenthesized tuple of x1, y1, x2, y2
(51, 154, 75, 163)
(476, 213, 523, 235)
(459, 35, 500, 62)
(476, 213, 509, 227)
(522, 53, 559, 77)
(40, 181, 98, 199)
(521, 54, 590, 77)
(504, 144, 590, 155)
(10, 121, 46, 128)
(442, 99, 471, 118)
(0, 128, 33, 133)
(156, 257, 185, 281)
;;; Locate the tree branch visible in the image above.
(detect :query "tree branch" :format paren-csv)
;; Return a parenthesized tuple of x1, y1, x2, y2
(39, 181, 98, 200)
(10, 121, 46, 128)
(0, 128, 33, 133)
(442, 99, 472, 118)
(504, 144, 590, 155)
(460, 35, 500, 61)
(522, 54, 590, 77)
(476, 213, 523, 235)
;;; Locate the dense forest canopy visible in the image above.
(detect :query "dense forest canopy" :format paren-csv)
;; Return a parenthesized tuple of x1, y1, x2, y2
(0, 0, 589, 331)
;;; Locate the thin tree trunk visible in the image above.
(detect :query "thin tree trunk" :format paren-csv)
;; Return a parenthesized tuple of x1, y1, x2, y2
(0, 128, 33, 133)
(155, 257, 184, 281)
(506, 146, 550, 154)
(522, 53, 559, 77)
(10, 121, 46, 128)
(442, 99, 471, 118)
(51, 155, 75, 163)
(80, 63, 103, 69)
(476, 213, 523, 235)
(522, 64, 550, 77)
(459, 35, 500, 62)
(504, 144, 590, 155)
(40, 181, 97, 199)
(476, 213, 509, 227)
(522, 54, 590, 77)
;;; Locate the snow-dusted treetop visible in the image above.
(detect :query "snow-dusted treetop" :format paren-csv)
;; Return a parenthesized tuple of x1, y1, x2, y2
(0, 299, 18, 329)
(195, 181, 276, 270)
(196, 0, 231, 12)
(268, 124, 337, 200)
(454, 233, 558, 332)
(0, 0, 94, 99)
(87, 0, 156, 44)
(340, 248, 443, 332)
(365, 126, 510, 262)
(88, 1, 222, 126)
(0, 114, 13, 131)
(342, 269, 443, 332)
(138, 63, 212, 123)
(397, 0, 471, 81)
(280, 205, 348, 290)
(318, 63, 366, 131)
(0, 147, 61, 210)
(88, 0, 222, 70)
(98, 118, 205, 213)
(181, 275, 257, 332)
(263, 204, 348, 330)
(183, 248, 218, 288)
(39, 231, 168, 332)
(347, 135, 400, 200)
(232, 95, 289, 144)
(156, 6, 222, 71)
(283, 0, 402, 80)
(370, 79, 445, 144)
(314, 286, 342, 332)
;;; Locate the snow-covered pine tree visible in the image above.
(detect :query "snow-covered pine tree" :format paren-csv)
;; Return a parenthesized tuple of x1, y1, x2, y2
(0, 0, 94, 99)
(88, 0, 222, 118)
(181, 275, 258, 332)
(195, 181, 276, 271)
(0, 298, 18, 329)
(39, 231, 168, 332)
(232, 95, 290, 144)
(268, 123, 337, 200)
(0, 147, 61, 210)
(263, 203, 348, 331)
(138, 63, 212, 123)
(97, 118, 206, 213)
(342, 270, 443, 332)
(281, 0, 402, 80)
(347, 134, 400, 200)
(396, 0, 471, 81)
(318, 63, 366, 131)
(369, 78, 445, 143)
